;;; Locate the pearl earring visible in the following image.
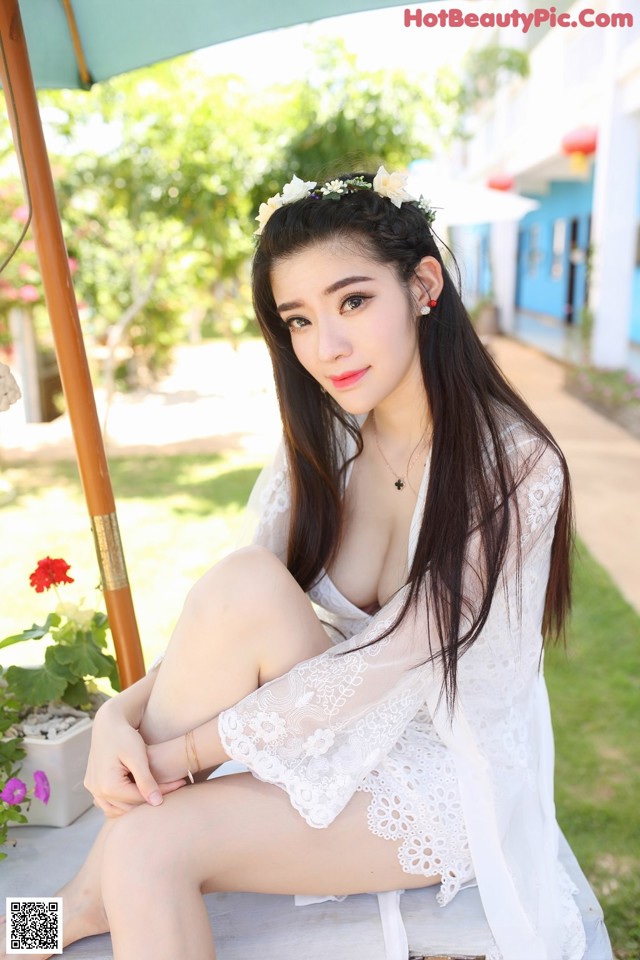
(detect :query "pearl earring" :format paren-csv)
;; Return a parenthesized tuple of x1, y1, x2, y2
(419, 293, 439, 316)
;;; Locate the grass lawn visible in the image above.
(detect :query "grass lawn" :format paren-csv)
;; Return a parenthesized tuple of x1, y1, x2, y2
(546, 542, 640, 960)
(1, 452, 638, 958)
(0, 453, 262, 669)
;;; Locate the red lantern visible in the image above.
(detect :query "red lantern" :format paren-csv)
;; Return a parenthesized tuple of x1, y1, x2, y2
(561, 126, 598, 156)
(486, 173, 515, 192)
(561, 127, 597, 174)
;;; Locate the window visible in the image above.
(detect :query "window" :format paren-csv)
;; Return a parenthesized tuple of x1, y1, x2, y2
(527, 224, 543, 276)
(551, 219, 566, 279)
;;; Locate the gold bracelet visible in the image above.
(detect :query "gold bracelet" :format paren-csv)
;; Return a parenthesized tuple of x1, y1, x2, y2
(185, 728, 201, 782)
(184, 733, 195, 783)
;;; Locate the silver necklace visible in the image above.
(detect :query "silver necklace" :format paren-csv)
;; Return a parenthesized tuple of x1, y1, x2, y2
(371, 412, 429, 491)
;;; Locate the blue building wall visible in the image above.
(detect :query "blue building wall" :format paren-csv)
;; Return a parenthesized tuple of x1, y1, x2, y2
(451, 168, 640, 346)
(516, 177, 594, 324)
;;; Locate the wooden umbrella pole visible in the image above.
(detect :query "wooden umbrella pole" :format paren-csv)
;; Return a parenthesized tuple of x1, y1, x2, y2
(0, 0, 145, 688)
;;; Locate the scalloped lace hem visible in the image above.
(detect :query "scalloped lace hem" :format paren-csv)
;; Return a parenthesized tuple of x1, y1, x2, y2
(356, 778, 475, 907)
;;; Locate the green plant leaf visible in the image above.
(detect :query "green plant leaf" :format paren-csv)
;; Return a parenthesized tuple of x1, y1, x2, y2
(4, 663, 68, 709)
(61, 677, 91, 708)
(48, 636, 111, 678)
(6, 805, 28, 825)
(0, 738, 26, 766)
(0, 613, 60, 649)
(107, 658, 121, 693)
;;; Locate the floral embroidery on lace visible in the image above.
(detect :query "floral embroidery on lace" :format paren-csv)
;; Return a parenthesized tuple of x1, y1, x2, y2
(357, 705, 475, 907)
(254, 467, 289, 544)
(521, 461, 563, 544)
(304, 728, 336, 756)
(247, 711, 287, 743)
(218, 607, 433, 830)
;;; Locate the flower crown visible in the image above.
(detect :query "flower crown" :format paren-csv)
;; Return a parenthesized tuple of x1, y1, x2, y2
(254, 165, 436, 236)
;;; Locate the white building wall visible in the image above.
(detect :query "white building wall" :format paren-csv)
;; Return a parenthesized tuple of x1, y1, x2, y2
(452, 0, 640, 366)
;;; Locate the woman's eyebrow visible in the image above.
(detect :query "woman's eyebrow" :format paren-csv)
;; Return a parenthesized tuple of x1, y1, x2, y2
(276, 276, 375, 313)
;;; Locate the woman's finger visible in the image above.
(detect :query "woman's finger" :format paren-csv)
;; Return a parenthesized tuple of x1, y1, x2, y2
(119, 740, 173, 805)
(93, 797, 127, 818)
(158, 779, 188, 795)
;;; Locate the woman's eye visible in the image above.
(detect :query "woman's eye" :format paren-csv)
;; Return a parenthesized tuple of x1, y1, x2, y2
(285, 316, 309, 330)
(342, 294, 369, 312)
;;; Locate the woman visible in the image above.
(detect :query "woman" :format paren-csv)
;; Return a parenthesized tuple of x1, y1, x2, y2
(2, 168, 586, 960)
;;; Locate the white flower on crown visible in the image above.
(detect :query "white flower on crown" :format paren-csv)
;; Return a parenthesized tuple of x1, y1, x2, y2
(254, 193, 284, 235)
(320, 179, 346, 196)
(280, 174, 317, 204)
(372, 165, 415, 208)
(0, 361, 21, 413)
(253, 167, 434, 237)
(254, 176, 318, 235)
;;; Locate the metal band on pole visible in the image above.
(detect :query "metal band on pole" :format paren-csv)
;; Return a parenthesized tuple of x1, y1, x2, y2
(0, 0, 145, 688)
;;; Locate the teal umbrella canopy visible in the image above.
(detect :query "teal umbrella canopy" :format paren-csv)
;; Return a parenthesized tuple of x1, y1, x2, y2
(21, 0, 415, 90)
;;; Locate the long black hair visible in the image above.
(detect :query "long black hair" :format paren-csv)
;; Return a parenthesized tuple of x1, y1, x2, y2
(251, 172, 573, 707)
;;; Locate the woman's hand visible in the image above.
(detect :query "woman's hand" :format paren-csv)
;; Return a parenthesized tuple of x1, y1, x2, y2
(84, 700, 187, 818)
(147, 736, 189, 786)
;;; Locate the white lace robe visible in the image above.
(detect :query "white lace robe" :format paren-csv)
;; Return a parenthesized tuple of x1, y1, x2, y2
(216, 417, 586, 960)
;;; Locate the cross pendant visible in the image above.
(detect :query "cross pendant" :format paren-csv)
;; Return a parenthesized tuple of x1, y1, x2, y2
(394, 479, 405, 490)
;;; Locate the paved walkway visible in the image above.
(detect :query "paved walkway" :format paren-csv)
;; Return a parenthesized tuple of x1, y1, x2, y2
(513, 310, 640, 378)
(0, 340, 281, 463)
(490, 336, 640, 614)
(2, 336, 638, 612)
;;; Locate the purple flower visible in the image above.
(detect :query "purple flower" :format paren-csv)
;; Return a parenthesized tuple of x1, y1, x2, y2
(33, 770, 50, 804)
(1, 777, 27, 805)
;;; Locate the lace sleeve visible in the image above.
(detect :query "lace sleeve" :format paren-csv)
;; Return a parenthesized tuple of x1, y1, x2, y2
(236, 435, 291, 562)
(218, 587, 438, 828)
(218, 429, 566, 832)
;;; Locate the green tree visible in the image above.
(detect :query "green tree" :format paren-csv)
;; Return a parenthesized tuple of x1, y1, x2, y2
(435, 43, 529, 142)
(38, 59, 264, 398)
(250, 38, 442, 207)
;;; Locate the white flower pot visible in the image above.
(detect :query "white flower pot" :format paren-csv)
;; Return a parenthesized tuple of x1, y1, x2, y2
(14, 717, 94, 828)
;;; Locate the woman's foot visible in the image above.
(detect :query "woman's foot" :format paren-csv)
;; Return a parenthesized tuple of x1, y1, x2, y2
(0, 863, 110, 960)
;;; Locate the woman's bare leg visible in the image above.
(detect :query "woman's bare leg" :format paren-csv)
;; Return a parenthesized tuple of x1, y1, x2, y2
(101, 773, 440, 960)
(0, 547, 333, 960)
(138, 545, 334, 744)
(0, 820, 114, 960)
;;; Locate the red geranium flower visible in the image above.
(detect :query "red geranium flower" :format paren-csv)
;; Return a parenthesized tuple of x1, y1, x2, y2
(29, 557, 74, 593)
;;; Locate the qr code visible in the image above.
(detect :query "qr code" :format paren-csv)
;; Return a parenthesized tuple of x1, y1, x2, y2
(5, 898, 63, 955)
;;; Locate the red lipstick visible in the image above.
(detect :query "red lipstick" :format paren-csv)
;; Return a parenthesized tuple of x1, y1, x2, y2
(328, 367, 369, 390)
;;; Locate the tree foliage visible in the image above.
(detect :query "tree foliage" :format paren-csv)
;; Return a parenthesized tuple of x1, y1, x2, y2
(251, 38, 440, 206)
(435, 43, 529, 141)
(40, 60, 264, 384)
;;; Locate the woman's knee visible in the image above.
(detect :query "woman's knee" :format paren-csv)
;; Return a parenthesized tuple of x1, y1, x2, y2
(102, 804, 163, 881)
(185, 545, 290, 620)
(102, 790, 222, 890)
